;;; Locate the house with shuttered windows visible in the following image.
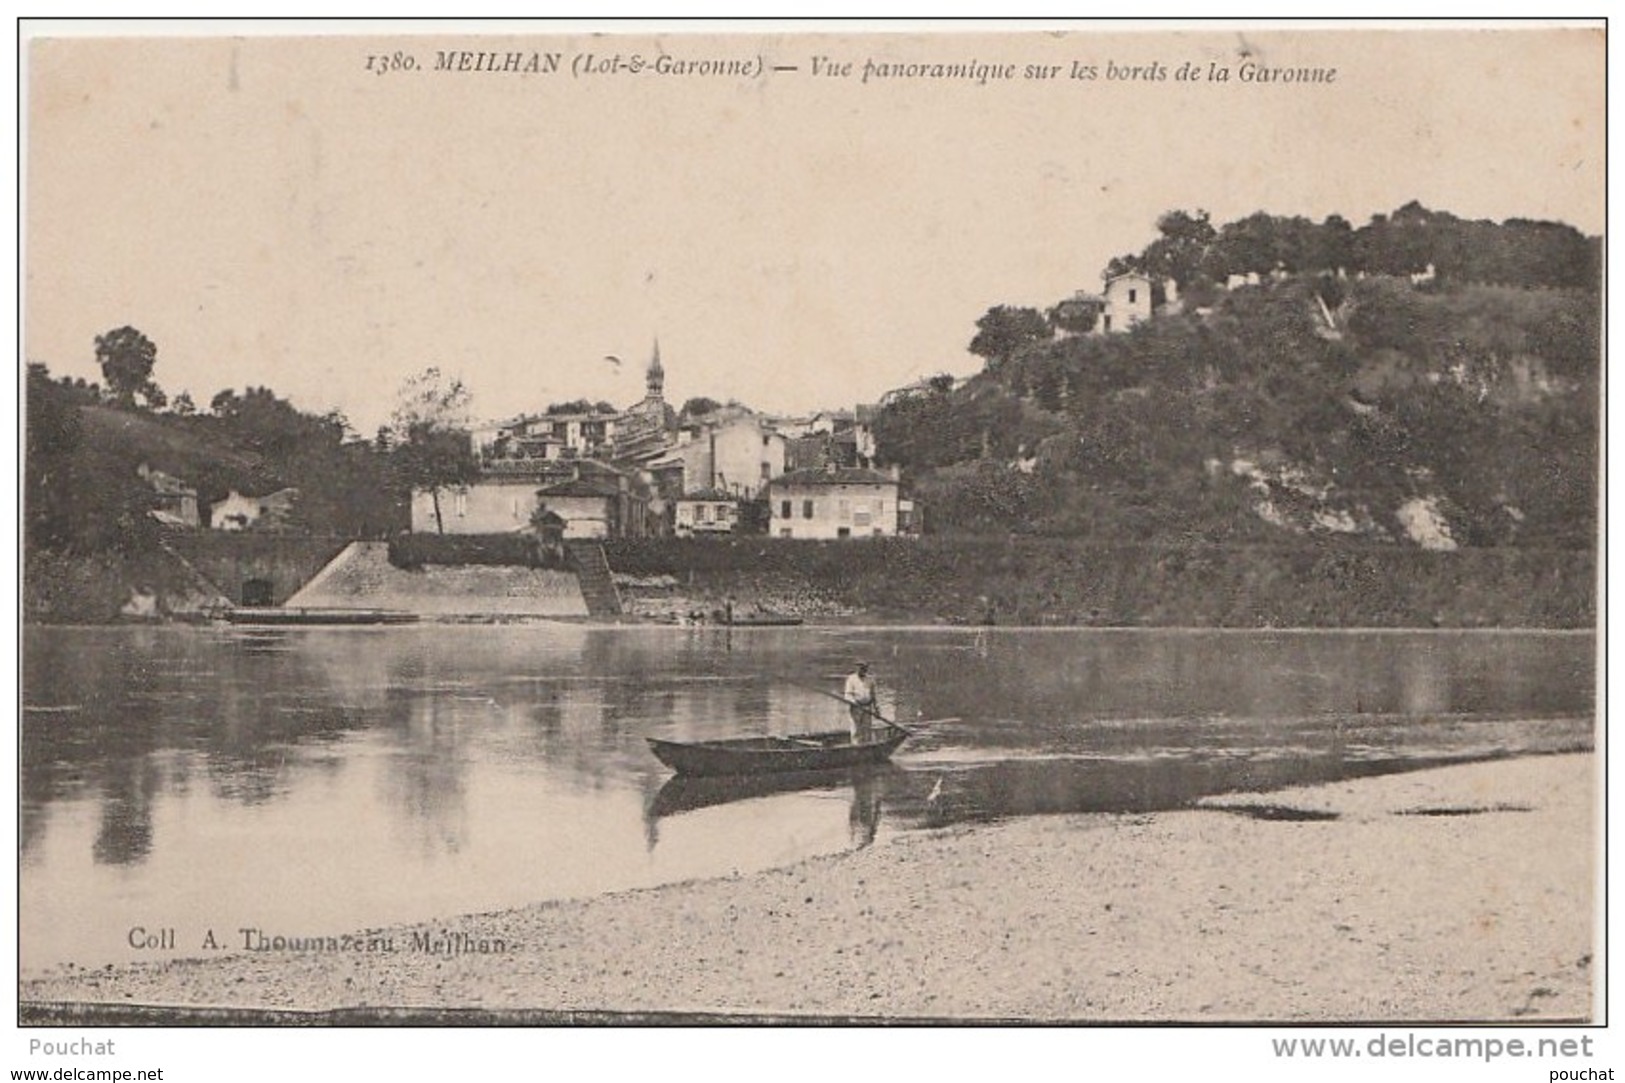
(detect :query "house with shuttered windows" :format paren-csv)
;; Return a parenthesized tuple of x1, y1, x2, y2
(768, 466, 900, 539)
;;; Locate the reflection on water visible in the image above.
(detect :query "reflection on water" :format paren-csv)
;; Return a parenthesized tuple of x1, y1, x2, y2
(644, 764, 890, 851)
(21, 625, 1594, 970)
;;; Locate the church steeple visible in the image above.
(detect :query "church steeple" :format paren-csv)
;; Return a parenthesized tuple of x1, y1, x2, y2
(646, 338, 664, 400)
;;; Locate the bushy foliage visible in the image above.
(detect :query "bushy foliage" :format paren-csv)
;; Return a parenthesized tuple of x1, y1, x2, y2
(95, 325, 162, 408)
(25, 365, 159, 555)
(968, 305, 1052, 371)
(877, 273, 1597, 548)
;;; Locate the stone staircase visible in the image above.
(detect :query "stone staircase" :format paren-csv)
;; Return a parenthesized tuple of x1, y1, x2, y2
(567, 541, 622, 617)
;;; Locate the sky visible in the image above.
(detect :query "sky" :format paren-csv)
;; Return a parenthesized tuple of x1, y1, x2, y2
(23, 23, 1604, 436)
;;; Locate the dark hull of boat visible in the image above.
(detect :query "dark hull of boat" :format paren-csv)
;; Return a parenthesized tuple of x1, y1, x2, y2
(723, 615, 804, 627)
(647, 763, 897, 820)
(647, 726, 907, 777)
(223, 607, 419, 626)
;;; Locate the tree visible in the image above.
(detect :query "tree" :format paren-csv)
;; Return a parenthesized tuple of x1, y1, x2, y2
(1142, 208, 1217, 290)
(1102, 253, 1144, 281)
(393, 366, 473, 432)
(94, 326, 161, 408)
(25, 363, 81, 550)
(968, 305, 1052, 372)
(209, 385, 344, 459)
(393, 425, 478, 535)
(389, 367, 477, 534)
(26, 362, 157, 553)
(1047, 296, 1100, 336)
(1213, 212, 1285, 278)
(680, 396, 723, 420)
(1310, 214, 1355, 276)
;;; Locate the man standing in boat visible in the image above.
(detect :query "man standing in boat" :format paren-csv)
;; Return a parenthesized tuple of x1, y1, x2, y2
(843, 662, 879, 745)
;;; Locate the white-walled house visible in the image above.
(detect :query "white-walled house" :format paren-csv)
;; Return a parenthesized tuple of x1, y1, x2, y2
(410, 476, 539, 535)
(768, 466, 900, 539)
(1101, 272, 1156, 333)
(669, 414, 787, 499)
(410, 461, 652, 539)
(674, 490, 740, 535)
(210, 487, 300, 531)
(532, 476, 623, 539)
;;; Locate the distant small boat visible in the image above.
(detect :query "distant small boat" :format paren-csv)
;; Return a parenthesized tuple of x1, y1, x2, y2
(647, 724, 908, 777)
(724, 613, 804, 627)
(222, 607, 419, 626)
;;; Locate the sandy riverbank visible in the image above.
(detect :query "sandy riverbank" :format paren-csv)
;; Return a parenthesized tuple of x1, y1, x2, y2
(22, 752, 1595, 1023)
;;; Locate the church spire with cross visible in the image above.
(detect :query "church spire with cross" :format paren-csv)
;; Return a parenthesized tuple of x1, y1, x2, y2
(646, 338, 664, 400)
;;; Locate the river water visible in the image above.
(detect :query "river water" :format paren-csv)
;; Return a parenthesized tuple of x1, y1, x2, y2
(20, 624, 1594, 971)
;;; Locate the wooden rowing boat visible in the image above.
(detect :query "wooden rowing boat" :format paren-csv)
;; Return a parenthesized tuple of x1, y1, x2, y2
(646, 724, 908, 777)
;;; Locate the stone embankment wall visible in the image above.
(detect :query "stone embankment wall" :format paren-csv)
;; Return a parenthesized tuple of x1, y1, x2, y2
(25, 535, 1593, 628)
(603, 536, 1595, 628)
(285, 542, 588, 617)
(165, 534, 352, 606)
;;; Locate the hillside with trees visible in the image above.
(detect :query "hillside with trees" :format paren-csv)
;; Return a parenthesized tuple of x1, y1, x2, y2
(875, 205, 1599, 551)
(25, 338, 412, 619)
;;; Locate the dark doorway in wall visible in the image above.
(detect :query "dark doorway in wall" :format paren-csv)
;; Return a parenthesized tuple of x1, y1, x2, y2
(241, 578, 274, 607)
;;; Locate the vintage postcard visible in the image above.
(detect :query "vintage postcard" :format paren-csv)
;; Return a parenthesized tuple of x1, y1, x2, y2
(16, 18, 1604, 1079)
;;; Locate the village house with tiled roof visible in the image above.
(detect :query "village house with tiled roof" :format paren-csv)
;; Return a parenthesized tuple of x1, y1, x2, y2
(768, 465, 902, 539)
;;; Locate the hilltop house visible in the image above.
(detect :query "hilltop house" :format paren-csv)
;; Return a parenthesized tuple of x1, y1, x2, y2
(1055, 272, 1167, 336)
(769, 465, 901, 539)
(1101, 271, 1157, 333)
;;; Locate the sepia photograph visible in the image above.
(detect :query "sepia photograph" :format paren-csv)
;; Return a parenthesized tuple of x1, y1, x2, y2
(14, 16, 1606, 1077)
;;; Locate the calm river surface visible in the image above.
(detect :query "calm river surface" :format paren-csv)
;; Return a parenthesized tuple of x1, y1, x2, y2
(21, 624, 1593, 971)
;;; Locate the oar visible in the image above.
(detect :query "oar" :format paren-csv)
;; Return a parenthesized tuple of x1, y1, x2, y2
(806, 686, 912, 737)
